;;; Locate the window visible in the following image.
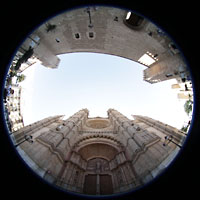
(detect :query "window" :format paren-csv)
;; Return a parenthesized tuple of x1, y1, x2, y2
(29, 35, 40, 48)
(75, 33, 80, 39)
(165, 73, 173, 78)
(89, 32, 94, 38)
(34, 35, 40, 43)
(30, 41, 36, 48)
(136, 126, 141, 131)
(114, 16, 118, 21)
(157, 29, 165, 36)
(148, 31, 153, 36)
(169, 43, 179, 54)
(55, 38, 60, 43)
(126, 12, 131, 20)
(125, 12, 144, 29)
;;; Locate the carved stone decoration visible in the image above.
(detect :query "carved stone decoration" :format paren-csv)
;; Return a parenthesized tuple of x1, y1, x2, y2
(13, 108, 185, 195)
(73, 170, 79, 185)
(87, 158, 110, 174)
(116, 168, 124, 186)
(86, 119, 110, 129)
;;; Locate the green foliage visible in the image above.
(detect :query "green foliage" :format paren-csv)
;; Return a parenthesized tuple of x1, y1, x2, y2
(9, 70, 17, 77)
(184, 100, 193, 116)
(6, 77, 12, 85)
(181, 126, 188, 132)
(17, 74, 26, 82)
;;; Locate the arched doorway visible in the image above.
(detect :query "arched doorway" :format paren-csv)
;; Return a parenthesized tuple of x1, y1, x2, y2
(75, 142, 137, 195)
(55, 134, 140, 195)
(83, 158, 113, 195)
(78, 143, 119, 195)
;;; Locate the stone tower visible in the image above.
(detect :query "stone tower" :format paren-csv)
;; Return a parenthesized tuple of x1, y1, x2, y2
(20, 6, 188, 83)
(12, 109, 185, 195)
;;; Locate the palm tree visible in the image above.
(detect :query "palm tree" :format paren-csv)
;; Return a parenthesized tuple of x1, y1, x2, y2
(184, 100, 193, 116)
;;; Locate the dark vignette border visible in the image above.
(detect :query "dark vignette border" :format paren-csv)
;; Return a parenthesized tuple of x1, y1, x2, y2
(0, 1, 199, 200)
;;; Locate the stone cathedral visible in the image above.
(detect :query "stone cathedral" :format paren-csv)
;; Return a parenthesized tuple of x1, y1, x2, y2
(12, 109, 185, 196)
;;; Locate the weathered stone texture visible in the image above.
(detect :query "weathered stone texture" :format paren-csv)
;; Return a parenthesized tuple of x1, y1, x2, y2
(13, 109, 185, 195)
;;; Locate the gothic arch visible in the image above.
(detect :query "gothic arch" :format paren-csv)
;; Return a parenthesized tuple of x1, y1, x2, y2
(71, 142, 131, 195)
(73, 134, 124, 153)
(78, 143, 119, 161)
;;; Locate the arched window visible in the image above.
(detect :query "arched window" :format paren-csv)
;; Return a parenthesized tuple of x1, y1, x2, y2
(124, 12, 145, 30)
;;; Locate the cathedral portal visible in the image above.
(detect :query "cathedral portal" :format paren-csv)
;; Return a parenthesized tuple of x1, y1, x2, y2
(12, 109, 185, 196)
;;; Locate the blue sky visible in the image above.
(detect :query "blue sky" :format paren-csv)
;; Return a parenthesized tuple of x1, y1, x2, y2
(20, 52, 189, 129)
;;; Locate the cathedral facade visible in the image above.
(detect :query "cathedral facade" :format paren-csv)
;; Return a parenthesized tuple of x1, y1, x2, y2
(12, 109, 185, 196)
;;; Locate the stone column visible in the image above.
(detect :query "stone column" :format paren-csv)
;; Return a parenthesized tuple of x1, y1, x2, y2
(96, 174, 100, 195)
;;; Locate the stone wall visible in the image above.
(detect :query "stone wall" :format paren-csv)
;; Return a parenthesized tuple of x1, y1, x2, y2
(20, 6, 186, 84)
(13, 109, 184, 195)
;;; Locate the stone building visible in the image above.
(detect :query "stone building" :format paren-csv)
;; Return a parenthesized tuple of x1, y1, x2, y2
(19, 6, 188, 83)
(12, 109, 186, 196)
(171, 81, 193, 100)
(4, 85, 24, 132)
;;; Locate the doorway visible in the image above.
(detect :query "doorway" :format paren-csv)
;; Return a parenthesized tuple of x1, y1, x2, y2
(83, 174, 113, 195)
(83, 174, 97, 195)
(99, 174, 113, 194)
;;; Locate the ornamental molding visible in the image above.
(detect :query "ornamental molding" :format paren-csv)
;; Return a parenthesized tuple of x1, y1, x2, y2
(73, 134, 124, 152)
(36, 137, 65, 163)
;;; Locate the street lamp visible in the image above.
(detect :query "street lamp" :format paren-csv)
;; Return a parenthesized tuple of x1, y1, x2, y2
(163, 135, 182, 148)
(86, 7, 93, 28)
(15, 135, 33, 147)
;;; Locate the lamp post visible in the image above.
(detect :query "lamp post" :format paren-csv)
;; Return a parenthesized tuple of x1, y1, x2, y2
(163, 135, 182, 148)
(86, 7, 93, 28)
(15, 135, 33, 147)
